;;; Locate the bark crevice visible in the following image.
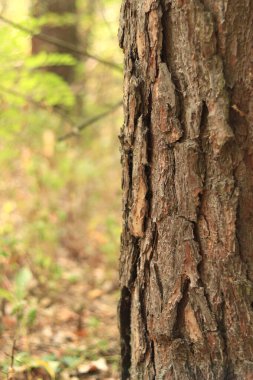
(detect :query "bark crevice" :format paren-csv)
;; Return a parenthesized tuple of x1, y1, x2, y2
(119, 0, 253, 377)
(119, 286, 132, 380)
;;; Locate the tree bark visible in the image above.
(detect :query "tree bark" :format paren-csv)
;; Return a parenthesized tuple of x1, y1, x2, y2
(119, 0, 253, 379)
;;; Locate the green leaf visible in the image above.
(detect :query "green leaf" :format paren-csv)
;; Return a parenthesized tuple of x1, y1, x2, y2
(0, 250, 8, 258)
(25, 52, 77, 69)
(0, 288, 15, 302)
(61, 355, 80, 368)
(29, 358, 59, 379)
(26, 307, 37, 326)
(14, 267, 33, 300)
(29, 13, 77, 28)
(18, 71, 75, 107)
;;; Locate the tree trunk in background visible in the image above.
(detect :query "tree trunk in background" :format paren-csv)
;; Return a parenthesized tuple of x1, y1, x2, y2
(119, 0, 253, 378)
(32, 0, 79, 83)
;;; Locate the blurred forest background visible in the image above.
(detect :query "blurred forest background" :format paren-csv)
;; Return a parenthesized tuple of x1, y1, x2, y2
(0, 0, 122, 379)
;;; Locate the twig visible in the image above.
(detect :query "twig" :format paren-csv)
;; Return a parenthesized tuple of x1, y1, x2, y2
(58, 101, 122, 141)
(0, 15, 123, 73)
(0, 84, 73, 122)
(10, 339, 16, 369)
(6, 338, 16, 380)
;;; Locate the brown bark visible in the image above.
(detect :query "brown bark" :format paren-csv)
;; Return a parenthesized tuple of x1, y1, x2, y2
(119, 0, 253, 379)
(31, 0, 79, 83)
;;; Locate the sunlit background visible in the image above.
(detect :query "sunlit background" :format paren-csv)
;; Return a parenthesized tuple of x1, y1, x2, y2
(0, 1, 122, 378)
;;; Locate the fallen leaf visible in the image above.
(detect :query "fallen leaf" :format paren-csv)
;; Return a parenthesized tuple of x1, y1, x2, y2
(56, 307, 76, 322)
(87, 289, 103, 300)
(77, 358, 108, 375)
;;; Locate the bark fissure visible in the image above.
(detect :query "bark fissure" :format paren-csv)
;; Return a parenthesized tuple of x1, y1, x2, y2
(144, 89, 154, 222)
(194, 100, 213, 314)
(218, 292, 230, 378)
(119, 0, 253, 378)
(172, 277, 190, 339)
(150, 340, 156, 379)
(119, 286, 132, 379)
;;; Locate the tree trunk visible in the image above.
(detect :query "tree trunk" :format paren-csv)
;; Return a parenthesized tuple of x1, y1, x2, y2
(31, 0, 79, 83)
(119, 0, 253, 379)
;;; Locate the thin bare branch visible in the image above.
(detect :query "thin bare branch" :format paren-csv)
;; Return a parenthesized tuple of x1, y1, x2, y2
(0, 15, 123, 73)
(10, 339, 16, 369)
(0, 84, 73, 122)
(58, 101, 122, 141)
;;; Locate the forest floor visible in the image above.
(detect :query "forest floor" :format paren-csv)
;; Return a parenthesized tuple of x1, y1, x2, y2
(0, 209, 120, 380)
(0, 1, 122, 378)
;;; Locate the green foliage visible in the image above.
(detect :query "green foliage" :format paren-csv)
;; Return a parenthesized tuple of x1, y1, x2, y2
(0, 0, 121, 377)
(87, 316, 100, 329)
(9, 351, 59, 379)
(25, 51, 77, 68)
(14, 267, 33, 300)
(30, 13, 78, 28)
(18, 71, 75, 107)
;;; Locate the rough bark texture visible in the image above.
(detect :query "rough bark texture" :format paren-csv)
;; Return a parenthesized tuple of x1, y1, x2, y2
(119, 0, 253, 378)
(32, 0, 79, 83)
